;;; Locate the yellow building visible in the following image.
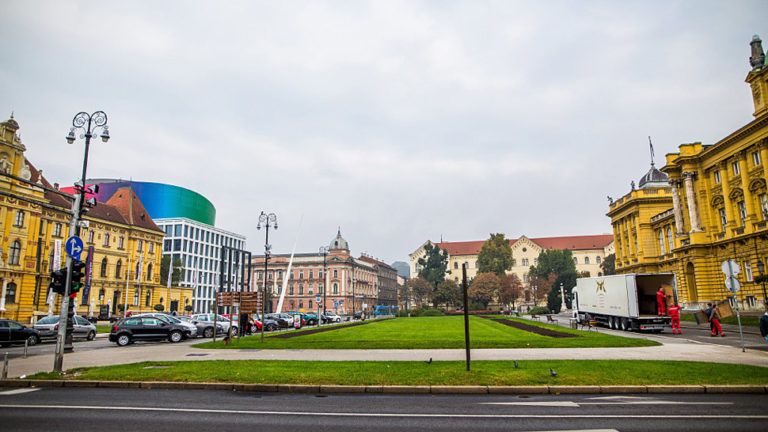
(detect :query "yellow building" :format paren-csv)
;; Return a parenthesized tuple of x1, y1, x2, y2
(608, 35, 768, 310)
(0, 115, 192, 323)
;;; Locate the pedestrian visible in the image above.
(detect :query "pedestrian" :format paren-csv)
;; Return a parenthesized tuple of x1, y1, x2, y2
(709, 303, 725, 337)
(668, 303, 682, 334)
(759, 310, 768, 343)
(656, 287, 667, 316)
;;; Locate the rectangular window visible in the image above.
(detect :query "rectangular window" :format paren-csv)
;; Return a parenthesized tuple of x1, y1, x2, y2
(137, 239, 143, 252)
(174, 225, 181, 237)
(118, 236, 124, 249)
(732, 161, 740, 175)
(164, 225, 172, 236)
(13, 210, 24, 227)
(173, 239, 181, 251)
(54, 223, 62, 237)
(738, 201, 747, 225)
(714, 170, 721, 184)
(309, 270, 314, 279)
(745, 262, 753, 282)
(289, 284, 294, 295)
(658, 230, 666, 255)
(103, 233, 110, 247)
(753, 151, 762, 166)
(88, 230, 94, 244)
(299, 271, 304, 279)
(149, 243, 154, 253)
(760, 194, 768, 221)
(299, 284, 304, 295)
(719, 208, 727, 231)
(333, 269, 338, 278)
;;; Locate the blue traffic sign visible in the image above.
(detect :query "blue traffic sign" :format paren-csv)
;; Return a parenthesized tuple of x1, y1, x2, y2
(65, 236, 84, 259)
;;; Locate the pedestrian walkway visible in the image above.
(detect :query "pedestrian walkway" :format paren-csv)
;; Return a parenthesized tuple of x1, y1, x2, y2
(6, 336, 768, 378)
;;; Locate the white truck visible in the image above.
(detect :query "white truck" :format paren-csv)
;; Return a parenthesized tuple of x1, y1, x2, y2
(572, 273, 675, 332)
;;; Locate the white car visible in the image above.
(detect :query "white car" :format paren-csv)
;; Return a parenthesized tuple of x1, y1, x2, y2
(190, 313, 237, 337)
(321, 312, 342, 323)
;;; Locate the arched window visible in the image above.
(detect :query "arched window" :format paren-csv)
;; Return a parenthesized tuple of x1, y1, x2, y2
(658, 230, 666, 255)
(13, 210, 24, 227)
(135, 261, 141, 280)
(333, 282, 339, 294)
(133, 290, 139, 306)
(145, 289, 152, 307)
(667, 227, 674, 251)
(585, 257, 590, 265)
(115, 260, 122, 279)
(100, 257, 108, 278)
(572, 257, 577, 264)
(5, 282, 17, 304)
(9, 240, 21, 265)
(596, 256, 601, 264)
(147, 263, 153, 281)
(98, 288, 105, 301)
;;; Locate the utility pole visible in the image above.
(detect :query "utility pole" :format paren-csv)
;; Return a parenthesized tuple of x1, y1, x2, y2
(53, 111, 109, 373)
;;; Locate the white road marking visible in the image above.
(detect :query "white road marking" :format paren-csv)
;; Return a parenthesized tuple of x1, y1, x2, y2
(480, 402, 580, 407)
(0, 388, 41, 396)
(0, 404, 765, 419)
(482, 400, 731, 407)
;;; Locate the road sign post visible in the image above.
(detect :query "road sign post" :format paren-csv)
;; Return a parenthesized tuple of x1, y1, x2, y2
(722, 259, 746, 352)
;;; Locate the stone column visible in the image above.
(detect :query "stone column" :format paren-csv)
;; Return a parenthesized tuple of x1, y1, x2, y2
(720, 161, 735, 231)
(0, 279, 7, 312)
(670, 179, 685, 234)
(683, 172, 703, 232)
(738, 151, 757, 232)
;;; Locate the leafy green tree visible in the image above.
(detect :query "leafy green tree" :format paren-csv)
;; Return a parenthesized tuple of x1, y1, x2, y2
(469, 273, 500, 310)
(433, 279, 461, 308)
(417, 243, 449, 289)
(160, 255, 184, 286)
(601, 253, 616, 275)
(529, 249, 577, 311)
(477, 233, 513, 277)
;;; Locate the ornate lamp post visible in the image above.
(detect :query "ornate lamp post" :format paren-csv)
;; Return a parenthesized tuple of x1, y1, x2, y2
(257, 211, 277, 342)
(319, 246, 329, 319)
(54, 111, 109, 373)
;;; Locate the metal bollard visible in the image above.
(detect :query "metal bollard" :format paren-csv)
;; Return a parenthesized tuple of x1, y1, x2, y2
(24, 339, 28, 359)
(2, 353, 8, 380)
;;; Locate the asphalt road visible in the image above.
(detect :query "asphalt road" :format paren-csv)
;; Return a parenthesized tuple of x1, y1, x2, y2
(0, 387, 765, 432)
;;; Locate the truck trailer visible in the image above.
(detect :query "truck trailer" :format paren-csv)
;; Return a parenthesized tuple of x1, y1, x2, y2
(572, 273, 675, 332)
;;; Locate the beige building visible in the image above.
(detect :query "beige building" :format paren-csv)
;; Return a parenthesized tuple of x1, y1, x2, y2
(409, 234, 614, 302)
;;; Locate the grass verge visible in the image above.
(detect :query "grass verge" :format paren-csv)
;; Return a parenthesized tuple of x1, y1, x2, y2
(96, 325, 112, 334)
(681, 314, 759, 327)
(194, 316, 659, 350)
(28, 360, 768, 386)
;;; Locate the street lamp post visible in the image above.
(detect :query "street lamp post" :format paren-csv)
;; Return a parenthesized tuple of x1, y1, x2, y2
(319, 246, 329, 321)
(257, 212, 277, 343)
(53, 111, 109, 373)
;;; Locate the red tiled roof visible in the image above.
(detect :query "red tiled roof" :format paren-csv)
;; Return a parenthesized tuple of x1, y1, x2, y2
(436, 234, 613, 256)
(105, 187, 162, 233)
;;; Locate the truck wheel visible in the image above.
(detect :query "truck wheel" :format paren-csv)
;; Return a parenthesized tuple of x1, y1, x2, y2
(610, 317, 617, 330)
(621, 318, 630, 331)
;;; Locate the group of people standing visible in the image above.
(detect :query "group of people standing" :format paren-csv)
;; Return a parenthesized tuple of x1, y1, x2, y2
(657, 287, 683, 334)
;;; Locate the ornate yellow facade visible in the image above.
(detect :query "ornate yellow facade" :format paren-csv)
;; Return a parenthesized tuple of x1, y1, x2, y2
(0, 116, 192, 323)
(608, 35, 768, 310)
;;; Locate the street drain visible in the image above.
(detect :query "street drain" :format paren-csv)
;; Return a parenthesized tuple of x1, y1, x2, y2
(186, 353, 209, 357)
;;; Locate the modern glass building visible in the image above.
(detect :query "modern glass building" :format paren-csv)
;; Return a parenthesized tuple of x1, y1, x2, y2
(67, 179, 247, 313)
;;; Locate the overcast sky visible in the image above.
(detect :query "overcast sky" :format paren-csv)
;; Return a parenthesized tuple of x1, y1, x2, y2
(0, 1, 764, 264)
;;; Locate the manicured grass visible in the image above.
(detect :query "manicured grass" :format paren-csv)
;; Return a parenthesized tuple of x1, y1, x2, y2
(681, 314, 760, 327)
(194, 316, 658, 349)
(96, 325, 112, 334)
(28, 360, 768, 385)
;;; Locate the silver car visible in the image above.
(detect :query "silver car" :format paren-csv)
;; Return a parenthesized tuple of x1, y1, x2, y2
(190, 313, 237, 338)
(136, 313, 198, 338)
(34, 315, 97, 341)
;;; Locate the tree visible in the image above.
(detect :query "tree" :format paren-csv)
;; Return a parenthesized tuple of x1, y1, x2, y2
(469, 273, 500, 310)
(529, 249, 577, 311)
(528, 273, 555, 305)
(601, 253, 616, 275)
(160, 255, 184, 286)
(433, 279, 461, 308)
(499, 274, 523, 309)
(408, 277, 433, 308)
(417, 243, 449, 289)
(477, 233, 513, 277)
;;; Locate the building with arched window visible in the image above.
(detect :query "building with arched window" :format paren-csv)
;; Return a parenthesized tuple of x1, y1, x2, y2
(608, 35, 768, 310)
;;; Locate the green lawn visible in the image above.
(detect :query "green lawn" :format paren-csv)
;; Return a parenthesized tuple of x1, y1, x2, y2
(194, 316, 658, 349)
(96, 325, 112, 334)
(29, 360, 768, 385)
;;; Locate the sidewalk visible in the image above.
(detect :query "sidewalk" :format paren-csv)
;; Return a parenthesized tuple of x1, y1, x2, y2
(7, 338, 768, 379)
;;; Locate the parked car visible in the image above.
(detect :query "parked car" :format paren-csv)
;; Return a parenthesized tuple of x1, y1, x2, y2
(302, 313, 319, 325)
(253, 314, 280, 332)
(285, 312, 306, 326)
(135, 313, 197, 338)
(33, 315, 97, 341)
(190, 313, 238, 337)
(321, 312, 342, 323)
(178, 316, 224, 337)
(0, 319, 41, 347)
(353, 311, 364, 320)
(266, 313, 294, 328)
(109, 316, 188, 346)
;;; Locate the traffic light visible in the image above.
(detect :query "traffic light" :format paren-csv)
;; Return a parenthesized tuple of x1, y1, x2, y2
(70, 260, 86, 298)
(49, 268, 68, 295)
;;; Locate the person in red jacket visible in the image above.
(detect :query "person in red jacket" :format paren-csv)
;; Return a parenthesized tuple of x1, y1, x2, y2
(656, 288, 667, 316)
(668, 303, 682, 334)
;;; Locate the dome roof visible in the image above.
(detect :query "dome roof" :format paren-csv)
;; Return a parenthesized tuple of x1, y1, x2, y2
(330, 228, 349, 251)
(638, 164, 668, 188)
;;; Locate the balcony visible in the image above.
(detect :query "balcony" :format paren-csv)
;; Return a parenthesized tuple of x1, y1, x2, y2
(732, 227, 745, 236)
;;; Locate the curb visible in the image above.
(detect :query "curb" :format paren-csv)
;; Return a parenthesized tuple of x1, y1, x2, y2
(2, 380, 767, 394)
